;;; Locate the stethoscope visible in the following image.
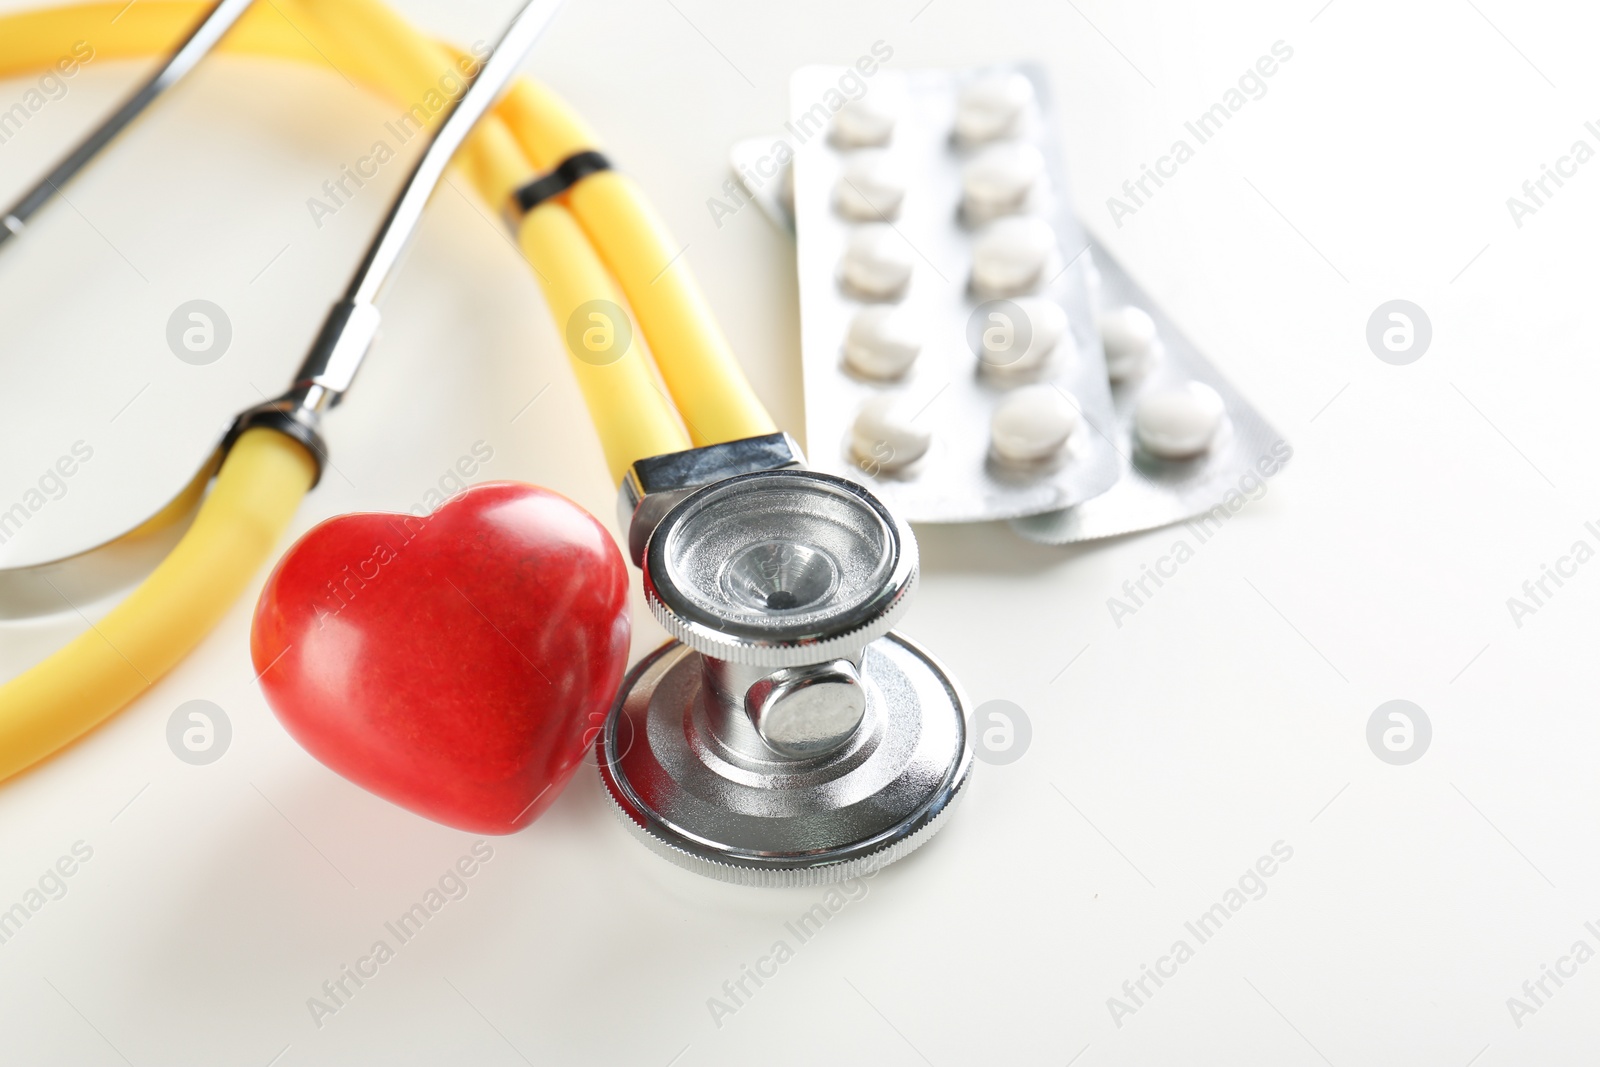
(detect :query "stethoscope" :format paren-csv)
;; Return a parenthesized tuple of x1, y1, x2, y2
(0, 0, 971, 886)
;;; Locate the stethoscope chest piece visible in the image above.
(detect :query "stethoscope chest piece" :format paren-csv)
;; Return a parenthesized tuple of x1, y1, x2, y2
(598, 467, 972, 886)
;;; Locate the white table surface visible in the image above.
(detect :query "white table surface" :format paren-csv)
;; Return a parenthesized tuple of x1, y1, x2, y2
(3, 0, 1599, 1063)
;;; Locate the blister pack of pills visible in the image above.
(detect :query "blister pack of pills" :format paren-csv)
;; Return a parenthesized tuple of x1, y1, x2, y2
(788, 65, 1120, 523)
(1008, 242, 1291, 543)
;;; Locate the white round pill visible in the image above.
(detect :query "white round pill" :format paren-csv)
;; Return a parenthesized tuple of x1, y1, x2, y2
(833, 92, 899, 147)
(961, 142, 1045, 218)
(844, 305, 921, 379)
(1135, 381, 1227, 459)
(1100, 305, 1162, 382)
(851, 394, 931, 471)
(991, 384, 1080, 463)
(976, 296, 1068, 373)
(835, 151, 908, 220)
(971, 216, 1055, 297)
(955, 71, 1034, 142)
(841, 223, 915, 297)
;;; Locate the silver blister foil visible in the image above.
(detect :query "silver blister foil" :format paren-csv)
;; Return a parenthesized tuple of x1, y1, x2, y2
(789, 65, 1120, 523)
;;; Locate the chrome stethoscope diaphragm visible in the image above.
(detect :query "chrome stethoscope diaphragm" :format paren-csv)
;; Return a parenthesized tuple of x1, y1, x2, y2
(600, 442, 972, 886)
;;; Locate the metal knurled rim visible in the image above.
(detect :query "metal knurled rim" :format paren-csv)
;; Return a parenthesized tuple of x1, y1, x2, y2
(642, 563, 919, 668)
(598, 744, 973, 888)
(640, 468, 920, 668)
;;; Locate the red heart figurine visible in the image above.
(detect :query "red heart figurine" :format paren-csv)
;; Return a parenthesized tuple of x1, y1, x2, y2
(251, 482, 630, 834)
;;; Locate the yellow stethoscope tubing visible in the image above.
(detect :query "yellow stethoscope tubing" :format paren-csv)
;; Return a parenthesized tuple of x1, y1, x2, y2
(0, 0, 767, 781)
(0, 429, 316, 784)
(295, 0, 775, 447)
(272, 0, 696, 476)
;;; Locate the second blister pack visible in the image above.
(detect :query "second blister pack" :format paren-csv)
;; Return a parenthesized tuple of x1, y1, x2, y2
(1009, 242, 1290, 544)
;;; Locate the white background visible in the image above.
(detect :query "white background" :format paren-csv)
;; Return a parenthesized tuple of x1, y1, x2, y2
(2, 0, 1599, 1063)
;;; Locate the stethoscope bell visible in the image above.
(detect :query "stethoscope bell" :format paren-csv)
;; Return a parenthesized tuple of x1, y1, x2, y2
(598, 462, 972, 886)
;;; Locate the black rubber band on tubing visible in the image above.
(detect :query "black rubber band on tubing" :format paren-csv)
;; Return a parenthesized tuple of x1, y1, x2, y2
(512, 150, 613, 213)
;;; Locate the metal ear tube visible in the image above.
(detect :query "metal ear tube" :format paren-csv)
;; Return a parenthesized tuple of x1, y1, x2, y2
(599, 435, 973, 886)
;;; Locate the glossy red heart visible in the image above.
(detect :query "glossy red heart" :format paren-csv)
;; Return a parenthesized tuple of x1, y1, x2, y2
(250, 482, 630, 834)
